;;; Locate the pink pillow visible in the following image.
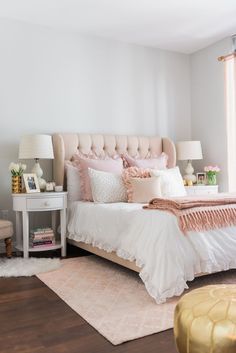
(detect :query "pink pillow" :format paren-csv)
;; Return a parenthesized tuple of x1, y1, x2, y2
(123, 152, 168, 169)
(129, 177, 162, 203)
(76, 157, 124, 201)
(122, 167, 151, 202)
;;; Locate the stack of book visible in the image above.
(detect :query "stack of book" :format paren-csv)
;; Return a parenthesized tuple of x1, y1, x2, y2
(30, 227, 55, 248)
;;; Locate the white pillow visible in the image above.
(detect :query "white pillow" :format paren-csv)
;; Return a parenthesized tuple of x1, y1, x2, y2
(88, 168, 127, 203)
(150, 166, 186, 197)
(66, 163, 81, 202)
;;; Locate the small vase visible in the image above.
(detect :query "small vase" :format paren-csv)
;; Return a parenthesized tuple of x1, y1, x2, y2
(207, 173, 217, 185)
(12, 176, 22, 193)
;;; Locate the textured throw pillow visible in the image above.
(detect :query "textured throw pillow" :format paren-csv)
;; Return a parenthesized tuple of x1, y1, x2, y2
(122, 167, 152, 202)
(66, 162, 81, 202)
(76, 157, 124, 201)
(129, 177, 162, 203)
(122, 152, 168, 169)
(150, 166, 186, 197)
(88, 168, 127, 203)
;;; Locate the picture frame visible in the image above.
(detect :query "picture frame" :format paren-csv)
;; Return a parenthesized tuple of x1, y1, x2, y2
(23, 173, 40, 193)
(196, 172, 206, 185)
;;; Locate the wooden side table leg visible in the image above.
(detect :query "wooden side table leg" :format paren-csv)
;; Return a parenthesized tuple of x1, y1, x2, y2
(51, 210, 57, 235)
(15, 211, 22, 253)
(5, 238, 12, 258)
(22, 211, 29, 259)
(60, 208, 66, 257)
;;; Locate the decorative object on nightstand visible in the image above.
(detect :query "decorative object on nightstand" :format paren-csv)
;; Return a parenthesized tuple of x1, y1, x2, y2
(12, 191, 67, 258)
(185, 184, 218, 195)
(204, 165, 220, 185)
(176, 141, 203, 183)
(9, 162, 26, 193)
(23, 173, 40, 193)
(196, 172, 207, 185)
(18, 134, 54, 191)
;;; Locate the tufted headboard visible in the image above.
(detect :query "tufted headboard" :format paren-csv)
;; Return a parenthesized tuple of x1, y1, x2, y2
(52, 133, 176, 186)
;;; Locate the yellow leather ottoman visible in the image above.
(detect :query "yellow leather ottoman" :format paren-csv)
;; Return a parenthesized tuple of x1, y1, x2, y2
(174, 285, 236, 353)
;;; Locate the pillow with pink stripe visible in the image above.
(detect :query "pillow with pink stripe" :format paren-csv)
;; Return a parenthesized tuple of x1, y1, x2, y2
(75, 157, 124, 201)
(122, 152, 168, 169)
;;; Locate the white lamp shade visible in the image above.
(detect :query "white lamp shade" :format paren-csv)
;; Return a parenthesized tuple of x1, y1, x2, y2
(176, 141, 203, 161)
(19, 134, 54, 159)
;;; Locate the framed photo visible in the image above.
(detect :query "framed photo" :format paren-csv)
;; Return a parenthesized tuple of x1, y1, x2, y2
(196, 172, 206, 185)
(23, 173, 40, 193)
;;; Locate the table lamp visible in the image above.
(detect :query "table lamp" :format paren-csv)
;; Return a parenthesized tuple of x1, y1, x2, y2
(176, 141, 203, 183)
(19, 134, 54, 190)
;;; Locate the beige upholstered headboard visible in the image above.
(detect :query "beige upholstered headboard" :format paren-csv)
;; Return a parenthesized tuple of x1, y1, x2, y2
(52, 133, 176, 186)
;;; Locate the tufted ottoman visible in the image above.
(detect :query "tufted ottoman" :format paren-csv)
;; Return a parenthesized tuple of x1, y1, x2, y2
(174, 285, 236, 353)
(0, 220, 13, 257)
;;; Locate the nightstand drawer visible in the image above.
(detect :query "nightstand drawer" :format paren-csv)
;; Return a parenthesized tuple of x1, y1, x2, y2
(185, 185, 218, 196)
(27, 197, 63, 210)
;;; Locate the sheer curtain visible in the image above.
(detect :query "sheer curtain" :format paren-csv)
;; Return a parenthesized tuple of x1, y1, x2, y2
(225, 56, 236, 191)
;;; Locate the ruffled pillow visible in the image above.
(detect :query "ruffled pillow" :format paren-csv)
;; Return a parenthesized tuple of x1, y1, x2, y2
(122, 152, 168, 169)
(75, 157, 124, 201)
(122, 167, 151, 202)
(65, 161, 81, 202)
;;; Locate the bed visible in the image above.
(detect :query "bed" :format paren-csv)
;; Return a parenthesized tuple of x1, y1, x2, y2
(52, 133, 236, 303)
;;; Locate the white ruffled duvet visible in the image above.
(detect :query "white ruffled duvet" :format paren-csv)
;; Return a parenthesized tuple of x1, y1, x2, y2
(67, 201, 236, 303)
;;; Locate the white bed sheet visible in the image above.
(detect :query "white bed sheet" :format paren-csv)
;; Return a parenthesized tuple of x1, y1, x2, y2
(67, 201, 236, 303)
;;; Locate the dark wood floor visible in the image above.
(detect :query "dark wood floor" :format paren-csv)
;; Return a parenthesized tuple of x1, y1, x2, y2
(0, 246, 178, 353)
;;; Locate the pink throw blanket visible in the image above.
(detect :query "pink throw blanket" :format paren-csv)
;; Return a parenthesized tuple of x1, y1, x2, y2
(144, 194, 236, 233)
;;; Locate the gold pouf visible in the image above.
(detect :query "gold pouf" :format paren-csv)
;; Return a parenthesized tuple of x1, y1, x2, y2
(174, 285, 236, 353)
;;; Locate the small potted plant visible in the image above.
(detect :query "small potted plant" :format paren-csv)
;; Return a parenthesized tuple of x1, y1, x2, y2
(204, 165, 220, 185)
(9, 162, 26, 193)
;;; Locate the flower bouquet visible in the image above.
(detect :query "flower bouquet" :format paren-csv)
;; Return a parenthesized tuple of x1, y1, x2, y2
(204, 165, 220, 185)
(9, 162, 26, 193)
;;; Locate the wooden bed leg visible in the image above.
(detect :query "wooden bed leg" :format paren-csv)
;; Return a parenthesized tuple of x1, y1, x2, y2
(5, 238, 12, 258)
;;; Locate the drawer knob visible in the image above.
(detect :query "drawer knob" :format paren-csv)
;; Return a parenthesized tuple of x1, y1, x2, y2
(44, 201, 50, 206)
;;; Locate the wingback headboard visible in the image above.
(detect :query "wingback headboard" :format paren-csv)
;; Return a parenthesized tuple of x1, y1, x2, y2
(52, 133, 176, 186)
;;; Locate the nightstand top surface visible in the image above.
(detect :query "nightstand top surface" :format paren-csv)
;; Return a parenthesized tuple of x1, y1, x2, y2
(12, 191, 67, 197)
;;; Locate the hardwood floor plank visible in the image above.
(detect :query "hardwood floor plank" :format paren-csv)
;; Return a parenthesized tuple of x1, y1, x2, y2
(0, 248, 177, 353)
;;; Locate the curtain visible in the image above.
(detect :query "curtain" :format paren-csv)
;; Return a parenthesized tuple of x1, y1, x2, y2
(225, 56, 236, 191)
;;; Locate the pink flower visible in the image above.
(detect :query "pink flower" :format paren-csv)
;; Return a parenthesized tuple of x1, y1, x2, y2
(204, 165, 220, 173)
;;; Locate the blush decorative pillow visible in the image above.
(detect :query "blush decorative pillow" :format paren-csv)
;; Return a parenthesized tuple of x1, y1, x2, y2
(76, 157, 124, 201)
(122, 167, 151, 202)
(122, 152, 168, 169)
(66, 162, 81, 202)
(88, 168, 127, 203)
(129, 177, 162, 203)
(150, 166, 186, 197)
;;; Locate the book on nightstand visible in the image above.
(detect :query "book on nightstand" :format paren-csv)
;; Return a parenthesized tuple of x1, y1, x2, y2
(30, 227, 56, 248)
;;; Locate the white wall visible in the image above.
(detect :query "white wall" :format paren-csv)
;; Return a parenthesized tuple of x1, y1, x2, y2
(0, 18, 191, 218)
(191, 38, 231, 191)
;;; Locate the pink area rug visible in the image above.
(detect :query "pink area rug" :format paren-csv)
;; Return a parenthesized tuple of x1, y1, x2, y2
(37, 255, 236, 345)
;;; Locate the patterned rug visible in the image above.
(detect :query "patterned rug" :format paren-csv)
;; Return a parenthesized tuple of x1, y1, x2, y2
(37, 255, 236, 345)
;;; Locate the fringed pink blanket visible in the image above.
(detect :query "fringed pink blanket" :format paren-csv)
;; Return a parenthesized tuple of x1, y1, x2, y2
(144, 194, 236, 233)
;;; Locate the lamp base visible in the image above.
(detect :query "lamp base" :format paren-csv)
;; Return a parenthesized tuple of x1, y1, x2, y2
(32, 160, 46, 191)
(184, 174, 197, 183)
(183, 161, 197, 183)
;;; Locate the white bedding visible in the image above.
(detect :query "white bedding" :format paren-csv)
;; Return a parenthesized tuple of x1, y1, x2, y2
(67, 201, 236, 303)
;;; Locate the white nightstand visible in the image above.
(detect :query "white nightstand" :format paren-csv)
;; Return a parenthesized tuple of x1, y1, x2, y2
(185, 185, 218, 196)
(12, 192, 67, 258)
